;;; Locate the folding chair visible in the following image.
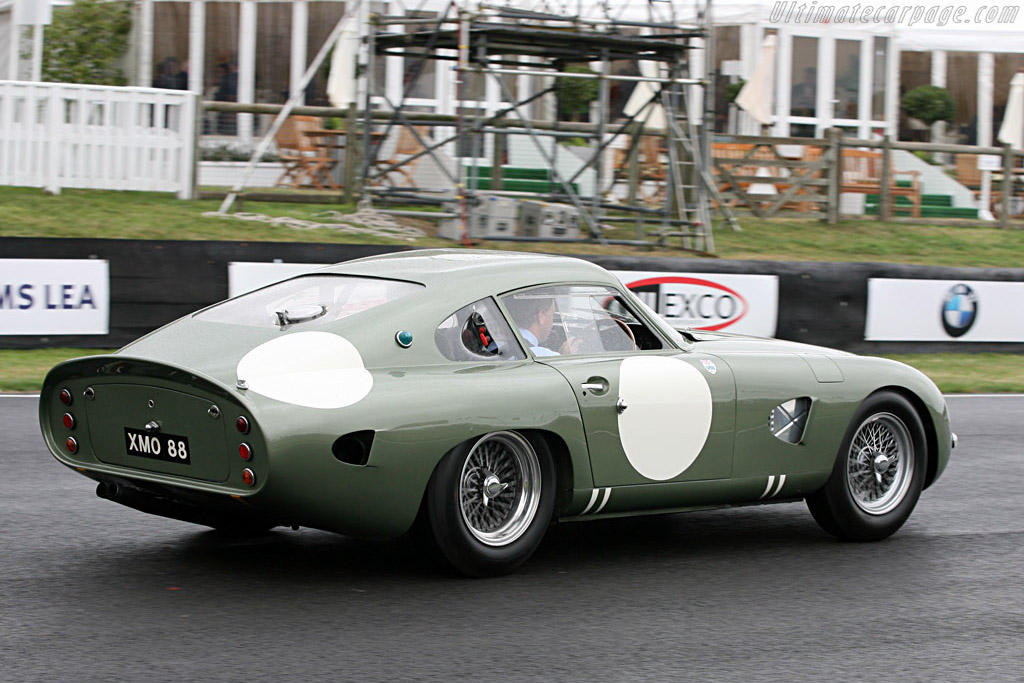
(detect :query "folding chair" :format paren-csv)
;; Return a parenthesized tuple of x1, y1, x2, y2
(274, 115, 340, 191)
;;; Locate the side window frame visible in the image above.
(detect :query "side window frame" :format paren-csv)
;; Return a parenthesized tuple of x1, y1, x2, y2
(500, 283, 670, 357)
(434, 296, 526, 363)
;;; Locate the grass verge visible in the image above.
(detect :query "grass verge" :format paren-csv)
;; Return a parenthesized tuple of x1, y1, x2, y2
(3, 187, 1024, 267)
(2, 348, 1021, 395)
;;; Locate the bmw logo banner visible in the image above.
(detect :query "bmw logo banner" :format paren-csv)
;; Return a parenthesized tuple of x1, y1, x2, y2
(941, 284, 978, 338)
(866, 279, 1024, 342)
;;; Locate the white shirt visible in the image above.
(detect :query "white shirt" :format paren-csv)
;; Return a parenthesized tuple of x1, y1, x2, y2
(520, 328, 558, 356)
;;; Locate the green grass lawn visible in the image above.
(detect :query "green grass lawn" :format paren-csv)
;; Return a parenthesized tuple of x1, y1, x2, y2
(2, 348, 1021, 394)
(3, 186, 1024, 266)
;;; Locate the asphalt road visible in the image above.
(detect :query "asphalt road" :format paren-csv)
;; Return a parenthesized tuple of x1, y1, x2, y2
(2, 394, 1022, 682)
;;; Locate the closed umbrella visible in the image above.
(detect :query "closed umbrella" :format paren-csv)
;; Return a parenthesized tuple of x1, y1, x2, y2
(997, 71, 1024, 151)
(735, 34, 777, 128)
(326, 13, 360, 107)
(622, 59, 667, 130)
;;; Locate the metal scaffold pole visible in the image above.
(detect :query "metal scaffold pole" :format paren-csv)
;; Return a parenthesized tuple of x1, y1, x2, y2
(358, 0, 722, 252)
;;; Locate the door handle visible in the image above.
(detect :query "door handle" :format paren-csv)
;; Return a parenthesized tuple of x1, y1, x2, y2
(581, 377, 609, 395)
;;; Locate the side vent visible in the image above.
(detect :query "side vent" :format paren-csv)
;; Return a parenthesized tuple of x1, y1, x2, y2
(332, 430, 375, 466)
(769, 398, 811, 444)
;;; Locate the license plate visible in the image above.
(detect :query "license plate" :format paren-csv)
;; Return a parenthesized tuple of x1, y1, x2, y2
(124, 427, 191, 465)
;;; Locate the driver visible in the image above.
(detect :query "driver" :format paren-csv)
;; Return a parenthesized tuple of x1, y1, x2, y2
(505, 295, 581, 356)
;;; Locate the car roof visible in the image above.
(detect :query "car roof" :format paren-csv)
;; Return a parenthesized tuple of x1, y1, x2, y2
(319, 249, 620, 294)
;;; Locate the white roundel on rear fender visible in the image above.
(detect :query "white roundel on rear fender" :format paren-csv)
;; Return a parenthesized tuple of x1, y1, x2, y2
(236, 331, 372, 409)
(617, 356, 713, 481)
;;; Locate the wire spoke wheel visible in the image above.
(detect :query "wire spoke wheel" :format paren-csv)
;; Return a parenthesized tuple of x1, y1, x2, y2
(458, 431, 542, 547)
(845, 412, 914, 516)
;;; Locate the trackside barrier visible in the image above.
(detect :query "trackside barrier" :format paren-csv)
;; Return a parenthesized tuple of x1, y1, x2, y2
(0, 81, 196, 198)
(3, 238, 1024, 354)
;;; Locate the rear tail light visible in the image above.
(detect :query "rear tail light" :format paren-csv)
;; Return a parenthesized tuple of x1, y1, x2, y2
(239, 443, 253, 461)
(59, 389, 73, 405)
(241, 468, 256, 487)
(236, 416, 250, 434)
(62, 413, 76, 430)
(65, 437, 78, 454)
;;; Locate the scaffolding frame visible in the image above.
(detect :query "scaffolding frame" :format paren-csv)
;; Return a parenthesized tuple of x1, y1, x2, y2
(363, 1, 736, 252)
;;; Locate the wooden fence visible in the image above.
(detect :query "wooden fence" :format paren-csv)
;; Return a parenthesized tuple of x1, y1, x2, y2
(0, 81, 197, 198)
(712, 130, 1024, 228)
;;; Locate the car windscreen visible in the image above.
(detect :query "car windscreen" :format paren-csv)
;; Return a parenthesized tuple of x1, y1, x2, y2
(194, 275, 423, 328)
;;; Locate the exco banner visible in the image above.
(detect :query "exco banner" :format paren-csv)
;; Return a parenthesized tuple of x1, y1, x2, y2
(613, 270, 779, 337)
(866, 278, 1024, 342)
(0, 259, 110, 335)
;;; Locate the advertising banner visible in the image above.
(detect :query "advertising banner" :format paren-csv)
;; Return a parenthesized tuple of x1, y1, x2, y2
(866, 278, 1024, 342)
(612, 270, 779, 337)
(0, 259, 110, 335)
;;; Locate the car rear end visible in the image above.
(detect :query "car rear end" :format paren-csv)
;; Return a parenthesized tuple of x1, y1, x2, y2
(40, 355, 279, 530)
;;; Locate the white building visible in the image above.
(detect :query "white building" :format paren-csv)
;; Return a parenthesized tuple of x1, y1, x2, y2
(3, 0, 1022, 149)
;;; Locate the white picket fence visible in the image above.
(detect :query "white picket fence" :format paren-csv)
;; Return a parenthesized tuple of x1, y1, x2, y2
(0, 81, 196, 198)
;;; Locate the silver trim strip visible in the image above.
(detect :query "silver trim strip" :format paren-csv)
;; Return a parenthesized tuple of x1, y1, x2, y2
(760, 475, 776, 499)
(580, 488, 601, 515)
(593, 488, 612, 514)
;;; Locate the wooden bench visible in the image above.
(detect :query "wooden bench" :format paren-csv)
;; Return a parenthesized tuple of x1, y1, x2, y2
(839, 148, 921, 217)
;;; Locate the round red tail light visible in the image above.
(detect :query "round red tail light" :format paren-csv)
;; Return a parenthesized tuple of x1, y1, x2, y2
(239, 443, 253, 461)
(241, 468, 256, 487)
(62, 413, 76, 430)
(236, 416, 250, 434)
(65, 437, 78, 454)
(59, 389, 73, 406)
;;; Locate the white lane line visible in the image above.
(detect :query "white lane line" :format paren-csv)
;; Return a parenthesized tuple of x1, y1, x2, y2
(0, 394, 40, 398)
(944, 394, 1024, 398)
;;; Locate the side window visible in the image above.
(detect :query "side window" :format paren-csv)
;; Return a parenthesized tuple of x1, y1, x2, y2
(502, 285, 664, 356)
(435, 298, 525, 362)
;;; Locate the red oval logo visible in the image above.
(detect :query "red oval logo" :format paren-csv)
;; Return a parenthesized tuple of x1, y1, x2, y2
(624, 276, 749, 332)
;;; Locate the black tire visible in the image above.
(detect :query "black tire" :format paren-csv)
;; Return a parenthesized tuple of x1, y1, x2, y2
(418, 431, 556, 577)
(807, 391, 927, 541)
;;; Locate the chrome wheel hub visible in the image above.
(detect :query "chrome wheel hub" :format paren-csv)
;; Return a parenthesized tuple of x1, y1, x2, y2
(846, 412, 914, 516)
(459, 432, 542, 547)
(482, 473, 509, 505)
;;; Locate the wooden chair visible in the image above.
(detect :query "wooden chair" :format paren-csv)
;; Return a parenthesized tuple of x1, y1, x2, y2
(839, 149, 921, 217)
(955, 153, 983, 189)
(274, 115, 339, 191)
(372, 125, 428, 188)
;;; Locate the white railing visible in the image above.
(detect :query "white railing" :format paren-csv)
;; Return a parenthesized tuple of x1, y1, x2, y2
(0, 81, 196, 198)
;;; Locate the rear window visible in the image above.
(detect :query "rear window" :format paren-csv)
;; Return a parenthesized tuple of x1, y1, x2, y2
(195, 275, 423, 328)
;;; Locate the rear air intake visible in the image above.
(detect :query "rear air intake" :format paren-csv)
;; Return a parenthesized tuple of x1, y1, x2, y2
(332, 430, 375, 466)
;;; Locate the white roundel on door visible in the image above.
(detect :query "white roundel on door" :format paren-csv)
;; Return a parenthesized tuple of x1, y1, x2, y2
(617, 356, 713, 481)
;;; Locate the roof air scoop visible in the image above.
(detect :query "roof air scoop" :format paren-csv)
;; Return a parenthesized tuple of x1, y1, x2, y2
(275, 304, 327, 328)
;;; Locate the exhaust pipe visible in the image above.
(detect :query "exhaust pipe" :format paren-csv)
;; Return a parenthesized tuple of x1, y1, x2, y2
(96, 481, 119, 499)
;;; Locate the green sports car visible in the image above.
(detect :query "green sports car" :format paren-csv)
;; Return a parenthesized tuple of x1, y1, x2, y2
(40, 250, 955, 576)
